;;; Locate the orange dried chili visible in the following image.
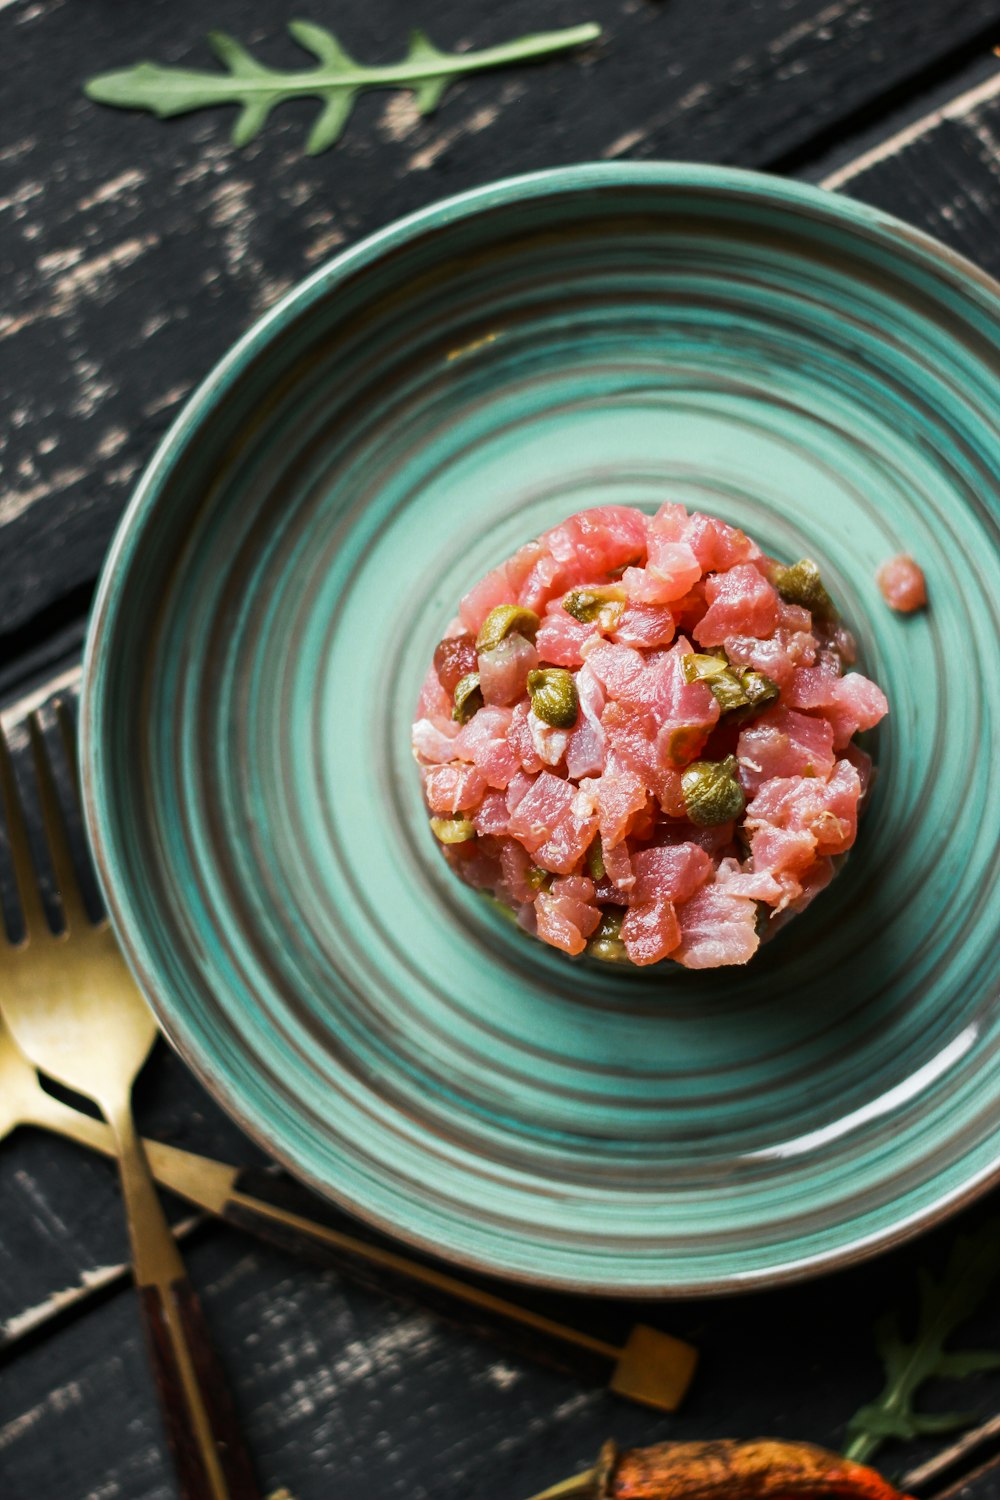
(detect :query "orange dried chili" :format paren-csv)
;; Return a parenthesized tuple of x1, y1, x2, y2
(550, 1438, 912, 1500)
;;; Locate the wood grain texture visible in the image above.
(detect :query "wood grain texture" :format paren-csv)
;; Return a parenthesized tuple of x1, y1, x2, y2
(2, 0, 1000, 639)
(5, 6, 1000, 1499)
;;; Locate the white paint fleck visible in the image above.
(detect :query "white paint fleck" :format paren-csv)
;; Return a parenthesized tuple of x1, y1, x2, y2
(77, 168, 146, 211)
(408, 97, 509, 170)
(380, 92, 422, 142)
(602, 126, 647, 159)
(0, 136, 37, 163)
(485, 1360, 522, 1390)
(36, 246, 85, 275)
(94, 425, 128, 460)
(0, 1378, 86, 1450)
(304, 224, 347, 264)
(143, 381, 193, 416)
(0, 464, 89, 525)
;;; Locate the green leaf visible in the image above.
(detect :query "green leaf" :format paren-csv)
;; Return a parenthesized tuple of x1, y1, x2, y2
(843, 1217, 1000, 1469)
(83, 19, 601, 155)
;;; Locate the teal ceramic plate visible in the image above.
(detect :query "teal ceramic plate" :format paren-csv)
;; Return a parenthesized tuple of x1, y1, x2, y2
(82, 165, 1000, 1295)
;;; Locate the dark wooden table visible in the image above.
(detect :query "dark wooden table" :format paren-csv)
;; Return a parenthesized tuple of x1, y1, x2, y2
(4, 3, 1000, 1497)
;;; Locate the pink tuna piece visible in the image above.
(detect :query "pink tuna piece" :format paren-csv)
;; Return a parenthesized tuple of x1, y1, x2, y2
(478, 635, 538, 705)
(544, 505, 649, 577)
(473, 790, 511, 837)
(877, 554, 927, 612)
(673, 884, 760, 969)
(591, 760, 648, 849)
(506, 770, 575, 849)
(507, 702, 544, 774)
(445, 835, 504, 894)
(737, 704, 836, 791)
(694, 564, 780, 648)
(459, 566, 513, 633)
(589, 642, 719, 764)
(645, 533, 703, 600)
(565, 661, 606, 780)
(455, 706, 521, 789)
(506, 772, 596, 873)
(602, 837, 635, 891)
(714, 857, 784, 905)
(686, 512, 760, 573)
(612, 603, 676, 649)
(749, 759, 861, 855)
(498, 838, 539, 904)
(747, 823, 817, 909)
(622, 900, 681, 965)
(423, 762, 488, 814)
(535, 604, 598, 668)
(411, 716, 462, 764)
(534, 803, 599, 875)
(631, 843, 714, 904)
(787, 666, 889, 748)
(416, 663, 453, 719)
(535, 875, 602, 955)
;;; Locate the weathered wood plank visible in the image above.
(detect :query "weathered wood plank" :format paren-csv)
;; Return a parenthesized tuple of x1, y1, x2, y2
(3, 0, 1000, 639)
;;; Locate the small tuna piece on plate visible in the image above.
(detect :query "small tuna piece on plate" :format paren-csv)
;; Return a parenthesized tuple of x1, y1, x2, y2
(876, 553, 927, 613)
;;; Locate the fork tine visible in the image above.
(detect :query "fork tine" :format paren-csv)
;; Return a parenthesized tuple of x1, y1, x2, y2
(52, 698, 104, 923)
(0, 718, 50, 945)
(27, 711, 89, 934)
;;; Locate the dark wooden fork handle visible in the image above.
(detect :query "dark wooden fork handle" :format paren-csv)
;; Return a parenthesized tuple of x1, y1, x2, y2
(139, 1277, 261, 1500)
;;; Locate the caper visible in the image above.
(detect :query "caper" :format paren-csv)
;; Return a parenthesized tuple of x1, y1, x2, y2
(739, 669, 780, 712)
(452, 672, 484, 725)
(681, 754, 746, 827)
(429, 816, 477, 844)
(664, 723, 705, 766)
(587, 906, 629, 964)
(773, 558, 836, 620)
(527, 667, 579, 728)
(586, 834, 606, 882)
(563, 585, 626, 626)
(526, 866, 551, 892)
(476, 603, 540, 653)
(683, 653, 780, 717)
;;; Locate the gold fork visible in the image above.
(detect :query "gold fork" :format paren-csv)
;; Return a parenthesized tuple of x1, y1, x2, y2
(0, 705, 260, 1500)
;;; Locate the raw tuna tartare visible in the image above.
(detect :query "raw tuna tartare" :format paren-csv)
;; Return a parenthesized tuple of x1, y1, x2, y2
(412, 504, 888, 969)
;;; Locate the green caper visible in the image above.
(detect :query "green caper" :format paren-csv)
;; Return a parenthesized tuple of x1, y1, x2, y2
(664, 723, 705, 766)
(452, 672, 484, 725)
(586, 906, 630, 964)
(683, 653, 780, 717)
(586, 834, 606, 882)
(563, 586, 626, 626)
(527, 667, 579, 728)
(683, 653, 750, 713)
(739, 669, 780, 712)
(526, 866, 551, 892)
(476, 603, 540, 652)
(681, 754, 746, 827)
(429, 816, 477, 844)
(773, 558, 836, 620)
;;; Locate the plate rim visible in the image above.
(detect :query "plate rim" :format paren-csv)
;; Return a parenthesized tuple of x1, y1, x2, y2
(80, 160, 1000, 1296)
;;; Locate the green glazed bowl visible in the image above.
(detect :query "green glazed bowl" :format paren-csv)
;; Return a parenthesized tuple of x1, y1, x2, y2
(82, 164, 1000, 1295)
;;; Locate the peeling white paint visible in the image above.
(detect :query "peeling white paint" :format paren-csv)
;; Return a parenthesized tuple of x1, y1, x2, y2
(77, 168, 147, 212)
(821, 68, 1000, 189)
(0, 463, 89, 525)
(409, 102, 502, 171)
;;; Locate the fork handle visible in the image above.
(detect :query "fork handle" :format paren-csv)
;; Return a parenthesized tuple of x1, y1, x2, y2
(139, 1277, 261, 1500)
(109, 1104, 260, 1500)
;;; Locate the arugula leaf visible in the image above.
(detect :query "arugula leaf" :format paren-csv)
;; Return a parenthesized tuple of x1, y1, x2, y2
(84, 21, 601, 155)
(844, 1219, 1000, 1466)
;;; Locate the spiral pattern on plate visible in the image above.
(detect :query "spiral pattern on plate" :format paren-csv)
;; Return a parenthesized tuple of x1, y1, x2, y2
(82, 165, 1000, 1293)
